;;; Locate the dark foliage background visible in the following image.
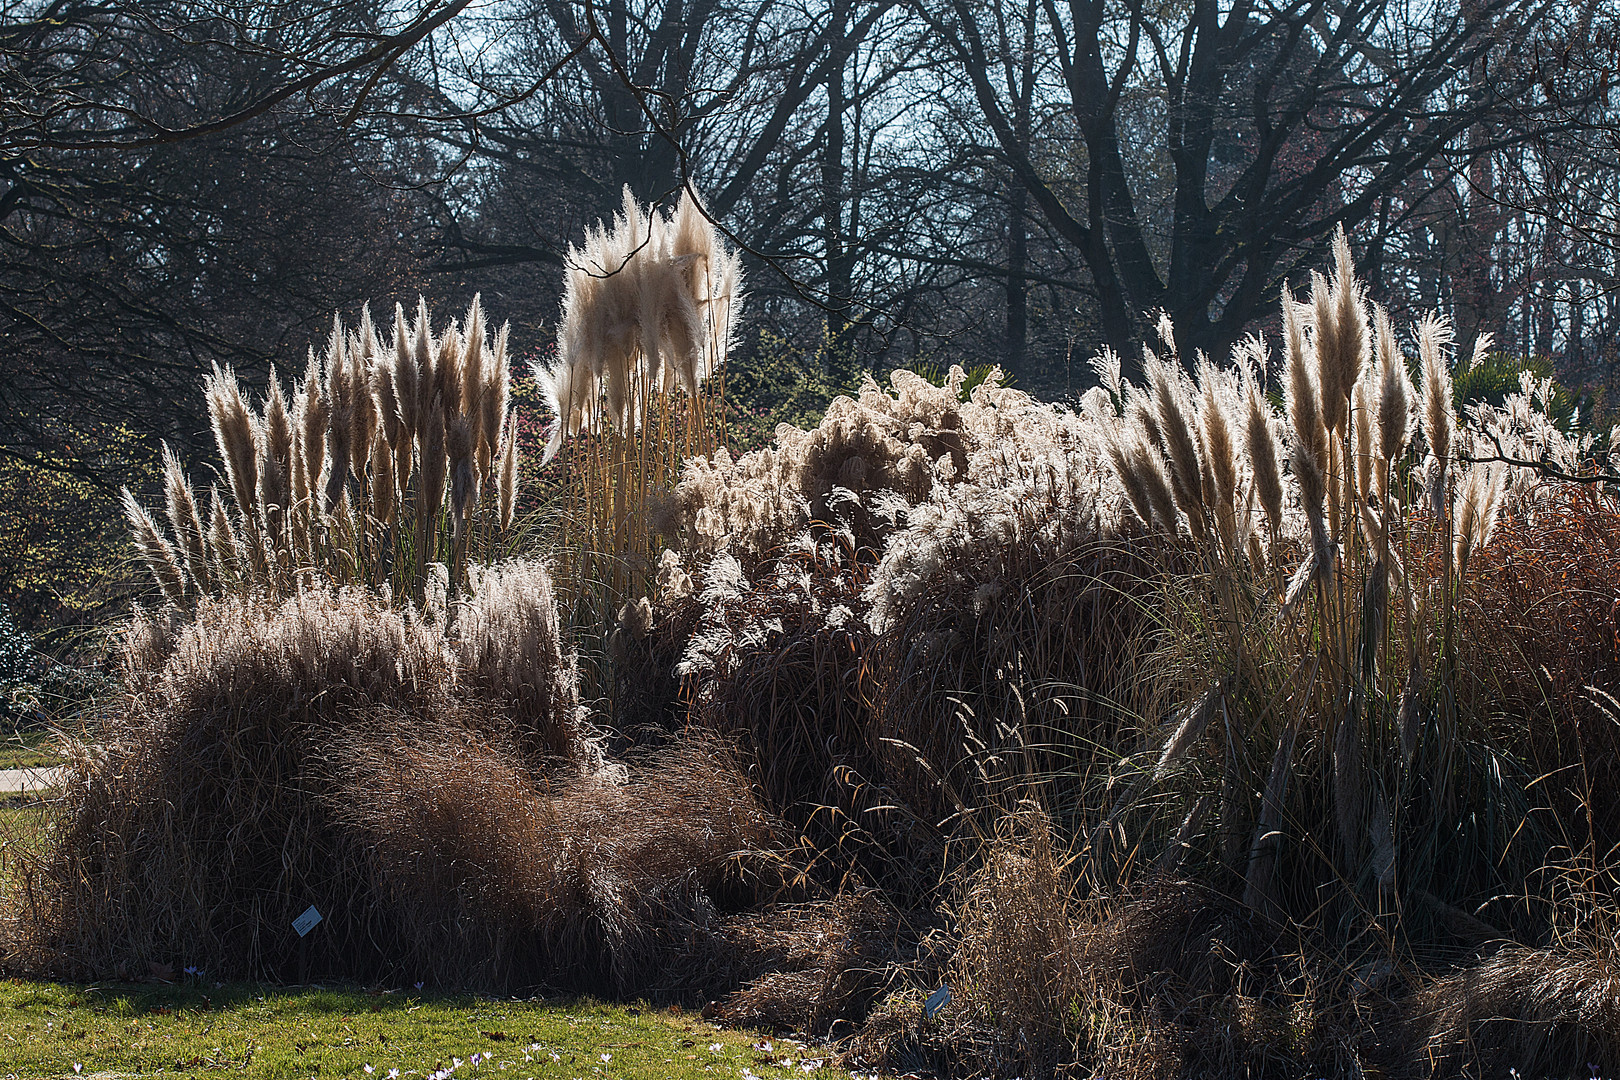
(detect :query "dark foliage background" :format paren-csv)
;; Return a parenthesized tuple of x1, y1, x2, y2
(3, 0, 1618, 634)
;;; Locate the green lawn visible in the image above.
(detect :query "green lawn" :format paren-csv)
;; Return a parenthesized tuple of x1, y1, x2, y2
(0, 730, 62, 771)
(0, 981, 855, 1080)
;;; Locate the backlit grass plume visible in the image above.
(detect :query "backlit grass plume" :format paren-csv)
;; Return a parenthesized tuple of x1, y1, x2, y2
(123, 296, 521, 604)
(532, 185, 744, 610)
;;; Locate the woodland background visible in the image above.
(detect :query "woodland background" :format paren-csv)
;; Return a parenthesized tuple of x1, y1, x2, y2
(2, 0, 1618, 638)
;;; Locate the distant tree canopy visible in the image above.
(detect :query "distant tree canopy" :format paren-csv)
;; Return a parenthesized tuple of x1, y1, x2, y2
(1, 0, 1617, 620)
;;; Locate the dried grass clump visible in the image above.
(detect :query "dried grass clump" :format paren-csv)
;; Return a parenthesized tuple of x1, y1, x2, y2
(125, 297, 520, 605)
(1455, 487, 1620, 841)
(658, 368, 1157, 886)
(890, 811, 1317, 1080)
(867, 536, 1166, 839)
(455, 558, 592, 763)
(8, 570, 600, 981)
(707, 890, 925, 1034)
(663, 365, 1060, 560)
(670, 534, 938, 889)
(332, 730, 783, 994)
(861, 379, 1121, 633)
(942, 812, 1089, 1072)
(1393, 938, 1620, 1078)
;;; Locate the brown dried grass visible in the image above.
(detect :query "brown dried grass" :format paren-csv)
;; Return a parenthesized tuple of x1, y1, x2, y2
(708, 889, 929, 1035)
(331, 726, 783, 994)
(1455, 487, 1620, 843)
(1390, 937, 1620, 1079)
(851, 812, 1346, 1080)
(679, 540, 929, 892)
(0, 582, 799, 994)
(868, 538, 1169, 850)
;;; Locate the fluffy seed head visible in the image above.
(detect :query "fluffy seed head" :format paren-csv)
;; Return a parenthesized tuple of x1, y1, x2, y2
(324, 315, 355, 508)
(1243, 370, 1284, 540)
(1148, 352, 1206, 534)
(348, 329, 378, 495)
(124, 487, 186, 604)
(392, 303, 421, 442)
(161, 443, 211, 595)
(298, 356, 329, 515)
(482, 322, 511, 479)
(260, 371, 294, 528)
(1418, 312, 1456, 474)
(447, 412, 477, 526)
(1374, 305, 1413, 468)
(419, 391, 449, 525)
(1319, 226, 1369, 435)
(498, 409, 519, 532)
(207, 485, 241, 583)
(460, 295, 488, 459)
(205, 363, 259, 518)
(1285, 295, 1328, 484)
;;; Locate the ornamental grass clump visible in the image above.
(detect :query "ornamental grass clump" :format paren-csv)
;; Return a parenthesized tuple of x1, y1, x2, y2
(648, 365, 1153, 894)
(2, 567, 804, 992)
(124, 296, 520, 605)
(1084, 229, 1559, 936)
(628, 227, 1620, 1074)
(533, 185, 744, 611)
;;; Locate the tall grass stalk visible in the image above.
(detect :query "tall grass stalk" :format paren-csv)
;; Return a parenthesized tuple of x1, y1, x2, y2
(1103, 227, 1549, 930)
(124, 297, 521, 606)
(532, 186, 744, 620)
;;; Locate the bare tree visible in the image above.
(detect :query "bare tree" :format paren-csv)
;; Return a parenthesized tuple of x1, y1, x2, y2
(922, 0, 1583, 372)
(0, 0, 556, 473)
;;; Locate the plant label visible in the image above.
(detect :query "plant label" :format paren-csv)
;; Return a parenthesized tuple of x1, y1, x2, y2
(293, 905, 323, 937)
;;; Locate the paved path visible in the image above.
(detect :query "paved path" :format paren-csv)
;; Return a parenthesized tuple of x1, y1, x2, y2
(0, 766, 65, 794)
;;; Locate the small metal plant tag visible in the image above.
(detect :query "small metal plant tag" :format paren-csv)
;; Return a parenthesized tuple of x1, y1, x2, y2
(292, 904, 323, 937)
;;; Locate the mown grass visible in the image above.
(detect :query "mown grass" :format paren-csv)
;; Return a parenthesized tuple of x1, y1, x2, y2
(0, 730, 62, 771)
(0, 981, 854, 1080)
(0, 810, 855, 1079)
(0, 798, 50, 907)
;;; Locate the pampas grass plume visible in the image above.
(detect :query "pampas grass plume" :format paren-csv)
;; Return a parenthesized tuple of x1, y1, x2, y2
(392, 303, 421, 443)
(482, 321, 511, 479)
(448, 412, 477, 527)
(1374, 305, 1412, 469)
(348, 325, 378, 496)
(298, 356, 328, 514)
(1090, 346, 1124, 406)
(419, 391, 449, 527)
(1148, 353, 1205, 534)
(1419, 312, 1456, 472)
(1453, 464, 1506, 576)
(1310, 269, 1344, 434)
(205, 363, 260, 518)
(161, 444, 211, 595)
(372, 347, 403, 458)
(1105, 428, 1154, 530)
(1243, 368, 1284, 541)
(498, 410, 519, 532)
(324, 315, 355, 508)
(1199, 361, 1239, 549)
(371, 429, 396, 527)
(1323, 226, 1369, 434)
(1285, 296, 1328, 544)
(207, 485, 240, 584)
(260, 371, 294, 538)
(1135, 429, 1179, 534)
(124, 486, 187, 604)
